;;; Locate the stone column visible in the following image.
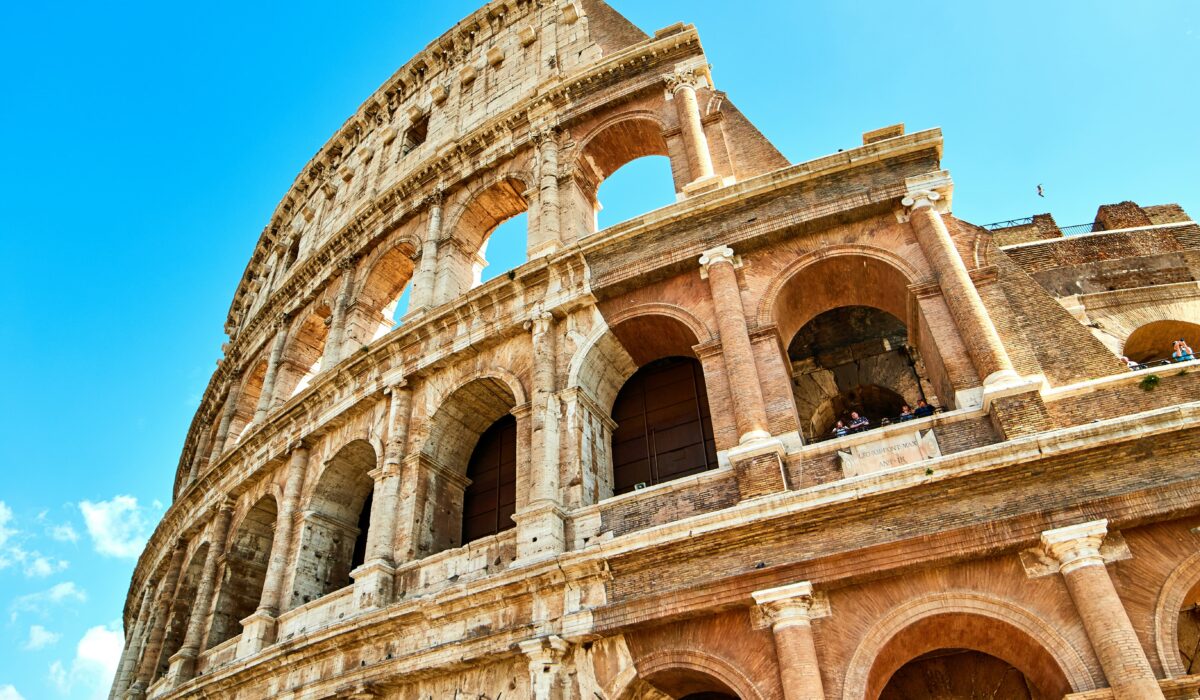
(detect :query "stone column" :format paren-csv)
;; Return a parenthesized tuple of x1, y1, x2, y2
(208, 372, 243, 464)
(254, 315, 291, 423)
(110, 584, 155, 699)
(665, 69, 718, 191)
(515, 309, 566, 562)
(532, 127, 561, 258)
(167, 499, 234, 686)
(238, 443, 308, 657)
(700, 245, 770, 444)
(902, 189, 1018, 389)
(519, 636, 570, 700)
(322, 257, 356, 368)
(128, 540, 187, 699)
(353, 381, 412, 609)
(407, 193, 442, 314)
(1040, 521, 1164, 700)
(185, 428, 212, 486)
(753, 581, 829, 700)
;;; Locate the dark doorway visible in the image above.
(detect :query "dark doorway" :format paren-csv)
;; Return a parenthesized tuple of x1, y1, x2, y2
(348, 491, 373, 575)
(611, 356, 716, 495)
(462, 414, 518, 543)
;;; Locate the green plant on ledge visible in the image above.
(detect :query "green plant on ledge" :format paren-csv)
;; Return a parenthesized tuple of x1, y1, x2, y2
(1140, 374, 1161, 391)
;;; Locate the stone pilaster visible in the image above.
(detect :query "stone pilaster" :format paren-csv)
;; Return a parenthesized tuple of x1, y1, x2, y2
(127, 540, 187, 699)
(1039, 521, 1164, 700)
(531, 127, 562, 258)
(407, 193, 442, 315)
(109, 583, 155, 700)
(167, 499, 234, 686)
(321, 256, 356, 368)
(207, 371, 242, 464)
(519, 635, 570, 700)
(516, 310, 566, 562)
(665, 69, 719, 193)
(253, 315, 291, 423)
(902, 188, 1018, 391)
(238, 443, 308, 658)
(753, 581, 830, 700)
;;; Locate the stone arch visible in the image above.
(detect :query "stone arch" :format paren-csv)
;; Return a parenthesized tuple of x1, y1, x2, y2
(570, 111, 678, 233)
(629, 648, 764, 700)
(436, 172, 533, 300)
(272, 303, 332, 405)
(227, 356, 268, 448)
(843, 592, 1097, 700)
(205, 494, 277, 650)
(1122, 319, 1200, 364)
(415, 373, 522, 556)
(155, 542, 210, 680)
(1154, 550, 1200, 677)
(288, 439, 377, 609)
(347, 232, 421, 346)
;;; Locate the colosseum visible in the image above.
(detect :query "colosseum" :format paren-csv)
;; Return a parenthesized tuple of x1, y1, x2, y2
(111, 2, 1200, 699)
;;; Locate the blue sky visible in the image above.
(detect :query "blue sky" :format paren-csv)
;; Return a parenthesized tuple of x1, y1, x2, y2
(0, 1, 1196, 698)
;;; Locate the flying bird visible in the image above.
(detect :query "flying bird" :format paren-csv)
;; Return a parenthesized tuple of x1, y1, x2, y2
(1037, 184, 1045, 198)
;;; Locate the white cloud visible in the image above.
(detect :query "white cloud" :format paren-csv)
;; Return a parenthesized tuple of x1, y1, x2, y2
(49, 523, 79, 544)
(22, 624, 60, 651)
(80, 496, 150, 559)
(48, 624, 122, 699)
(11, 582, 87, 618)
(23, 553, 69, 578)
(0, 684, 26, 700)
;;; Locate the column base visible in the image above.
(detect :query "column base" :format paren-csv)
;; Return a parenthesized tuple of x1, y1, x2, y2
(513, 503, 567, 564)
(351, 559, 396, 610)
(236, 609, 277, 658)
(727, 436, 788, 501)
(527, 239, 562, 260)
(681, 174, 724, 197)
(164, 648, 197, 688)
(124, 681, 147, 700)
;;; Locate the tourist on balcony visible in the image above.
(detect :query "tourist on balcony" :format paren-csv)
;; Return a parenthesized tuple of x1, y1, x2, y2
(831, 420, 850, 438)
(914, 399, 935, 418)
(1120, 355, 1139, 369)
(1173, 339, 1195, 362)
(848, 412, 870, 432)
(897, 404, 915, 421)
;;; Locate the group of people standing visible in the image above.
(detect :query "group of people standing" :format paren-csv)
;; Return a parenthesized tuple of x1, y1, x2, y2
(830, 399, 935, 438)
(1120, 338, 1195, 369)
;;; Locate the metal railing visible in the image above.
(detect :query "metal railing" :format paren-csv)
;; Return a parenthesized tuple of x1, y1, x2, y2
(982, 216, 1034, 231)
(807, 406, 947, 445)
(1059, 222, 1105, 236)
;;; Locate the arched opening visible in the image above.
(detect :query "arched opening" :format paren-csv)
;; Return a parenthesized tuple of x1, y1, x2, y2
(273, 306, 330, 404)
(789, 306, 931, 439)
(419, 376, 518, 558)
(205, 495, 276, 650)
(595, 156, 676, 230)
(462, 414, 518, 544)
(642, 667, 740, 699)
(350, 242, 417, 347)
(289, 440, 376, 609)
(155, 543, 208, 680)
(863, 613, 1074, 700)
(227, 359, 267, 448)
(439, 178, 528, 301)
(770, 255, 954, 440)
(1123, 319, 1200, 364)
(881, 649, 1037, 699)
(573, 116, 677, 236)
(611, 356, 716, 495)
(606, 313, 716, 497)
(1178, 578, 1200, 674)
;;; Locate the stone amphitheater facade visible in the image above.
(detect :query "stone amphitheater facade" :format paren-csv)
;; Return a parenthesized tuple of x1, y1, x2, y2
(111, 2, 1200, 699)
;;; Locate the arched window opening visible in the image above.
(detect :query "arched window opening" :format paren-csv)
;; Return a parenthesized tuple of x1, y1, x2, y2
(788, 306, 933, 439)
(289, 440, 376, 609)
(880, 649, 1035, 700)
(388, 282, 412, 329)
(205, 496, 276, 650)
(1178, 578, 1200, 674)
(462, 414, 518, 544)
(477, 212, 528, 287)
(351, 243, 417, 347)
(642, 668, 740, 700)
(1123, 319, 1200, 364)
(227, 359, 267, 448)
(611, 356, 716, 495)
(273, 307, 330, 404)
(419, 377, 518, 558)
(283, 235, 300, 270)
(155, 544, 208, 680)
(595, 155, 676, 231)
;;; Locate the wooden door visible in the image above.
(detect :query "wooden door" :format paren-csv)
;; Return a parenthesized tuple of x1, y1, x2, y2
(462, 414, 518, 543)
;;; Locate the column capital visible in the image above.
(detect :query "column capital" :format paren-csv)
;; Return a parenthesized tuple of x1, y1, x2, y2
(273, 311, 291, 330)
(422, 189, 443, 208)
(752, 581, 830, 629)
(698, 244, 738, 273)
(524, 308, 554, 335)
(1040, 520, 1108, 574)
(518, 635, 569, 668)
(382, 377, 409, 395)
(901, 189, 942, 211)
(336, 255, 356, 271)
(529, 125, 560, 147)
(664, 68, 703, 93)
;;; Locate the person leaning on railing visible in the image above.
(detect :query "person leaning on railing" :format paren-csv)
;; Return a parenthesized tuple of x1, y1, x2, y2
(1173, 339, 1195, 362)
(913, 399, 935, 418)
